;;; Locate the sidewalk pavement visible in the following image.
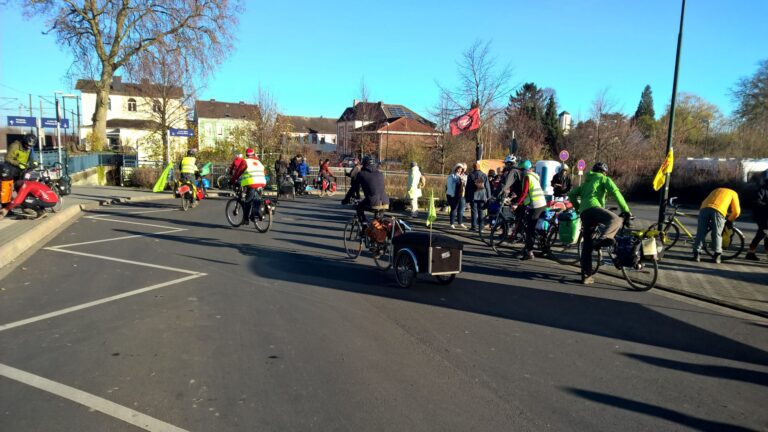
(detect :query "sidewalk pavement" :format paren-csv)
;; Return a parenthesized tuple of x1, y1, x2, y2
(400, 209, 768, 319)
(0, 185, 207, 271)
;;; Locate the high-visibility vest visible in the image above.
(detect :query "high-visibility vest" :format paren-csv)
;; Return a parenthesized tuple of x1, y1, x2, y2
(181, 157, 197, 174)
(240, 158, 267, 187)
(524, 172, 547, 208)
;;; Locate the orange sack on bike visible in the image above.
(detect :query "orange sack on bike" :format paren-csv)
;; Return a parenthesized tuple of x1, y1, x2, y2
(366, 219, 387, 243)
(1, 179, 13, 204)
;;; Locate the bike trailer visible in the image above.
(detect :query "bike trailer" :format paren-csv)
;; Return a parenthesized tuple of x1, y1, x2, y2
(557, 210, 581, 244)
(393, 232, 463, 276)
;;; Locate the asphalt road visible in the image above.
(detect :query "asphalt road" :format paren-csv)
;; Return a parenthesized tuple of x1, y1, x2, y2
(0, 196, 766, 431)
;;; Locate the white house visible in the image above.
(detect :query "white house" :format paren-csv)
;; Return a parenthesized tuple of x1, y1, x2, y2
(76, 76, 188, 160)
(279, 115, 337, 152)
(558, 111, 572, 135)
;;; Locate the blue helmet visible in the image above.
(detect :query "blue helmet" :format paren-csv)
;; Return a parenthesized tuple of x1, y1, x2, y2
(518, 159, 532, 170)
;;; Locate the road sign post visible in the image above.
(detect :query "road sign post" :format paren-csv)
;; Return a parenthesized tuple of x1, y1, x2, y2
(577, 159, 586, 185)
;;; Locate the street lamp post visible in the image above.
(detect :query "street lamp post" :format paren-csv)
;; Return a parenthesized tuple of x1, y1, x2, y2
(657, 0, 687, 229)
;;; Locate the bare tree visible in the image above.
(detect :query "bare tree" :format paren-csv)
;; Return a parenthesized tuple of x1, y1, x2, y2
(589, 88, 618, 161)
(437, 40, 514, 159)
(22, 0, 240, 148)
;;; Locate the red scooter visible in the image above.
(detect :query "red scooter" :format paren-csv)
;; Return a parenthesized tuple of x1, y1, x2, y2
(0, 166, 60, 220)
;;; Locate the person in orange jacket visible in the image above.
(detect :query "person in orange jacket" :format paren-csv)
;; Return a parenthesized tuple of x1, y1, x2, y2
(693, 187, 741, 263)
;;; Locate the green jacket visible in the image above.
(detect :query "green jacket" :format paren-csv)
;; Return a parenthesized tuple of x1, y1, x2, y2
(5, 141, 31, 168)
(568, 172, 630, 214)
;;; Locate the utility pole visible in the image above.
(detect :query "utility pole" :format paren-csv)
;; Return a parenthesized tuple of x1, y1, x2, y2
(657, 0, 686, 228)
(38, 98, 44, 166)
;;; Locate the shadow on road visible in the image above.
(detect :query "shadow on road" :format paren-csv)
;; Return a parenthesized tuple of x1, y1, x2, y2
(564, 388, 758, 432)
(622, 353, 768, 387)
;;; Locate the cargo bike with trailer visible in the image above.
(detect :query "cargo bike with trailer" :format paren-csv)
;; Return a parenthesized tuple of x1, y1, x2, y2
(391, 232, 463, 288)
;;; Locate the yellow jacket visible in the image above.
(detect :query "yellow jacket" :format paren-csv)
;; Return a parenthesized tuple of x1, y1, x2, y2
(701, 188, 740, 221)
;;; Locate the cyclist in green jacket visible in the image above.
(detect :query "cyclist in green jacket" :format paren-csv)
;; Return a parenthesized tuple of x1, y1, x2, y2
(568, 162, 632, 284)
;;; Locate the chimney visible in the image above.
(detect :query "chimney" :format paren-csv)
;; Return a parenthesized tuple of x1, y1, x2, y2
(353, 99, 359, 106)
(209, 98, 216, 102)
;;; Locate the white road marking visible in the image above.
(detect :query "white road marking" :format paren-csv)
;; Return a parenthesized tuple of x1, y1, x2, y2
(0, 362, 190, 432)
(48, 229, 184, 249)
(83, 217, 182, 230)
(0, 273, 206, 332)
(42, 248, 202, 275)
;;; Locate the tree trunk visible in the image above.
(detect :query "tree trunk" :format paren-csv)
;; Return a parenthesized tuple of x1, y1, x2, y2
(92, 70, 113, 151)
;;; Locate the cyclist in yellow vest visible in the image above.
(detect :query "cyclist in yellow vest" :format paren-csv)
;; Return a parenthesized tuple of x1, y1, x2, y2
(178, 149, 200, 205)
(4, 133, 35, 188)
(232, 148, 267, 223)
(511, 160, 548, 260)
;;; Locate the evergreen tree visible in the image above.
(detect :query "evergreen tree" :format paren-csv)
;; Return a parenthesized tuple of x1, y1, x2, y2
(507, 82, 545, 122)
(543, 94, 560, 156)
(634, 85, 655, 120)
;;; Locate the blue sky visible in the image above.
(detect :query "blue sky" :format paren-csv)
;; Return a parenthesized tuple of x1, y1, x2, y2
(1, 0, 766, 122)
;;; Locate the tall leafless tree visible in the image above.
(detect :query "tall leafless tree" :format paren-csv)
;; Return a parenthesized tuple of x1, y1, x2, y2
(22, 0, 240, 148)
(437, 40, 514, 159)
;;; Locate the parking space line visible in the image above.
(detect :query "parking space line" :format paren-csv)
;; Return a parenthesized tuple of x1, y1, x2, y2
(0, 362, 190, 432)
(42, 248, 202, 274)
(0, 273, 206, 333)
(49, 229, 185, 249)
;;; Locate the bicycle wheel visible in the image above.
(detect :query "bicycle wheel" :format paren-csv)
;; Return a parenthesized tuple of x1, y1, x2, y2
(621, 256, 659, 291)
(343, 219, 363, 259)
(703, 227, 744, 261)
(225, 199, 243, 227)
(648, 222, 680, 251)
(253, 206, 273, 233)
(547, 229, 581, 265)
(181, 193, 192, 211)
(490, 219, 524, 257)
(394, 250, 417, 288)
(216, 175, 229, 190)
(373, 241, 393, 270)
(480, 215, 501, 246)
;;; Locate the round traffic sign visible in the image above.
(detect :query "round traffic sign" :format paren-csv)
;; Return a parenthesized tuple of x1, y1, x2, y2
(577, 159, 586, 171)
(559, 150, 570, 162)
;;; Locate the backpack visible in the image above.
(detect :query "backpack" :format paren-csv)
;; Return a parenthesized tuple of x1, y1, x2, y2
(473, 174, 485, 190)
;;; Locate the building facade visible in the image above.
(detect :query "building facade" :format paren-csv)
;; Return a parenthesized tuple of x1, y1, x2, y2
(194, 100, 260, 150)
(280, 115, 337, 153)
(76, 76, 187, 160)
(558, 111, 572, 135)
(336, 101, 437, 157)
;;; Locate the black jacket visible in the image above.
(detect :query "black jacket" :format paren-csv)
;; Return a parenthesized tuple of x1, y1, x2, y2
(756, 183, 768, 219)
(349, 165, 389, 207)
(498, 167, 523, 199)
(552, 171, 572, 197)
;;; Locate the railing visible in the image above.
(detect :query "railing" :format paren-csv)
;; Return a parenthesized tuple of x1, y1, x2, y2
(34, 150, 138, 175)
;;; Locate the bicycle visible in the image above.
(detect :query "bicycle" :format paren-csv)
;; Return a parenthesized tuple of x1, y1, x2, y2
(224, 184, 274, 233)
(488, 204, 557, 258)
(702, 222, 745, 261)
(586, 213, 660, 291)
(342, 199, 411, 269)
(176, 177, 204, 211)
(647, 197, 695, 251)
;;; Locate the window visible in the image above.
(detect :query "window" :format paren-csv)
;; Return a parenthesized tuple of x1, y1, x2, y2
(204, 124, 212, 137)
(217, 124, 224, 136)
(127, 98, 137, 112)
(152, 101, 161, 113)
(108, 98, 112, 111)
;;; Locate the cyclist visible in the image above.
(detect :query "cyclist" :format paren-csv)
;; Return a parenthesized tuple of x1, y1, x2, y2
(746, 170, 768, 261)
(692, 187, 741, 264)
(511, 159, 548, 260)
(568, 162, 631, 284)
(552, 164, 572, 199)
(232, 148, 267, 222)
(341, 156, 389, 224)
(179, 149, 200, 206)
(319, 158, 335, 188)
(4, 133, 35, 188)
(497, 155, 523, 201)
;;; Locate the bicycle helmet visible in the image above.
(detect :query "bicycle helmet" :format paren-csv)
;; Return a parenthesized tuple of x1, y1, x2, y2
(22, 133, 36, 149)
(187, 149, 197, 156)
(518, 159, 532, 170)
(245, 148, 255, 157)
(592, 162, 608, 174)
(503, 154, 517, 165)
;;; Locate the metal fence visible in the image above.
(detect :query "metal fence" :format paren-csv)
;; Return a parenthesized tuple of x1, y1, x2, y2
(33, 150, 137, 175)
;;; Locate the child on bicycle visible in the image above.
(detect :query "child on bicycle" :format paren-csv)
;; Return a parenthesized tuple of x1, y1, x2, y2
(568, 162, 632, 284)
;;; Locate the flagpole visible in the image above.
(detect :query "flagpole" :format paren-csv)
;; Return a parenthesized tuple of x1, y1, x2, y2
(658, 0, 686, 228)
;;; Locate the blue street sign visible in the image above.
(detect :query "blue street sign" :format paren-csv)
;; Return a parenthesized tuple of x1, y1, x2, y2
(41, 118, 70, 128)
(169, 128, 194, 137)
(7, 116, 37, 127)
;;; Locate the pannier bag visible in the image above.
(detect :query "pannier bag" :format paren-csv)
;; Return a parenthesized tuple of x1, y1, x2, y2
(557, 210, 580, 244)
(536, 209, 557, 233)
(615, 236, 640, 267)
(722, 226, 733, 249)
(366, 219, 388, 244)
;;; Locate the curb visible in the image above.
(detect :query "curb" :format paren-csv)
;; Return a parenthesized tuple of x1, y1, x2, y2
(0, 193, 177, 272)
(0, 205, 82, 271)
(398, 214, 768, 319)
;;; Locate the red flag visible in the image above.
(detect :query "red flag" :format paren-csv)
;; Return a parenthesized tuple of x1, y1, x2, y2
(449, 108, 481, 136)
